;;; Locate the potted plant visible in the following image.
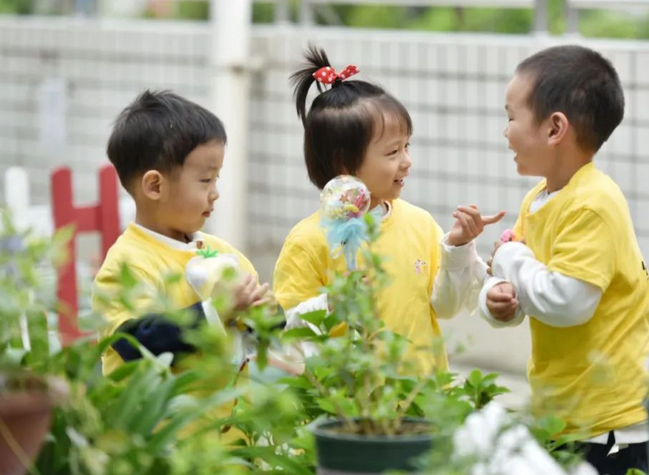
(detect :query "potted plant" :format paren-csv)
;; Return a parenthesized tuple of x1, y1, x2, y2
(0, 210, 71, 475)
(0, 210, 246, 475)
(274, 214, 508, 474)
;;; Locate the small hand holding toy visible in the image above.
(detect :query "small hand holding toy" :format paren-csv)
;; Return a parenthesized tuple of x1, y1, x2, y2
(487, 229, 518, 276)
(320, 175, 372, 270)
(186, 246, 244, 301)
(486, 228, 520, 321)
(185, 245, 259, 326)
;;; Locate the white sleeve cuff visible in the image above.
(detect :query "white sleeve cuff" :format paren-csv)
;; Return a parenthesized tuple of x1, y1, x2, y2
(491, 242, 601, 327)
(441, 233, 479, 271)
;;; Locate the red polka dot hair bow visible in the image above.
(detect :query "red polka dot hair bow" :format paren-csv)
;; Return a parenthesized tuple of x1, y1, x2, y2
(313, 65, 360, 85)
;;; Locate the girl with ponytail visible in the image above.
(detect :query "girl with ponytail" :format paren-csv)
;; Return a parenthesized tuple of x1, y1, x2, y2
(273, 46, 505, 375)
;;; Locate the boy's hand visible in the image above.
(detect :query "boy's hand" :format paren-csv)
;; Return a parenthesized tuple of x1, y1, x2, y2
(487, 240, 504, 275)
(486, 282, 518, 322)
(233, 274, 270, 311)
(447, 205, 506, 247)
(252, 287, 277, 308)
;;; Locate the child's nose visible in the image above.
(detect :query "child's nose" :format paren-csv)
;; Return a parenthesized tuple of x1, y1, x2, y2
(209, 187, 219, 202)
(401, 151, 412, 169)
(503, 125, 509, 139)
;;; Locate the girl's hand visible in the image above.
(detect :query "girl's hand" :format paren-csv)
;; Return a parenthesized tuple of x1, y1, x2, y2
(447, 205, 506, 247)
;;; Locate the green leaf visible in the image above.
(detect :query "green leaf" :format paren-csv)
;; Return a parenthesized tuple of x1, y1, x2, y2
(2, 347, 26, 366)
(118, 264, 138, 289)
(147, 387, 242, 454)
(196, 245, 219, 259)
(299, 310, 327, 327)
(230, 446, 314, 475)
(106, 360, 141, 382)
(316, 399, 339, 415)
(467, 369, 484, 388)
(537, 415, 567, 438)
(282, 327, 318, 341)
(275, 376, 313, 390)
(130, 377, 177, 435)
(481, 373, 499, 387)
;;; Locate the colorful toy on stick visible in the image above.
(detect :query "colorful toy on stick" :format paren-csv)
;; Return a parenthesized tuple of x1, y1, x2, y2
(320, 175, 372, 270)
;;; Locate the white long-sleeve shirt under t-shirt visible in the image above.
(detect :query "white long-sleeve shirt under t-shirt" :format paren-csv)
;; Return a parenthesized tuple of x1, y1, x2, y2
(478, 190, 647, 447)
(479, 190, 602, 329)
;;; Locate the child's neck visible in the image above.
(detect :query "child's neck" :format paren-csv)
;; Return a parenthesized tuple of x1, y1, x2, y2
(369, 199, 388, 213)
(545, 149, 594, 193)
(135, 211, 191, 243)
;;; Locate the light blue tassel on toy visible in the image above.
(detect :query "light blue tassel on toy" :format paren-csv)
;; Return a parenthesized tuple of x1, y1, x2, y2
(321, 216, 368, 270)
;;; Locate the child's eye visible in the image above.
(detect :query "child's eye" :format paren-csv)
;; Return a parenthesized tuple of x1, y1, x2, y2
(405, 143, 411, 149)
(201, 178, 212, 183)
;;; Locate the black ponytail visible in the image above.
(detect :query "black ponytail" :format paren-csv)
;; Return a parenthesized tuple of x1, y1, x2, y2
(290, 45, 331, 126)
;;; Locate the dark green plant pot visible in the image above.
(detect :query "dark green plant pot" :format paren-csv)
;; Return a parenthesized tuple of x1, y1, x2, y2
(312, 419, 433, 474)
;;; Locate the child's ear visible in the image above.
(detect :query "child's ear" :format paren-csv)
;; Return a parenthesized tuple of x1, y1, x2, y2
(547, 112, 569, 146)
(141, 170, 164, 200)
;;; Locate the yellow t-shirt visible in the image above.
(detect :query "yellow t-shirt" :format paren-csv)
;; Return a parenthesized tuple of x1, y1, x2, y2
(273, 199, 447, 375)
(512, 162, 649, 437)
(93, 223, 257, 376)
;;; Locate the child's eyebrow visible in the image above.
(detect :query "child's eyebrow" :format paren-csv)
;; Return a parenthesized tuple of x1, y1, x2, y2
(383, 137, 409, 148)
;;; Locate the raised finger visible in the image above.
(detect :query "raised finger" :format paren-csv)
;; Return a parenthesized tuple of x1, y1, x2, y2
(482, 211, 507, 226)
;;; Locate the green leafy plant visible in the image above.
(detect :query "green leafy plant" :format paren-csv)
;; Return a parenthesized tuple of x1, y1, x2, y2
(0, 208, 303, 474)
(454, 369, 509, 410)
(271, 214, 506, 437)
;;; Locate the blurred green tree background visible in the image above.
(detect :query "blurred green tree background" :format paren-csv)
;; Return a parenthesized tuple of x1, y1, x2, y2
(0, 0, 647, 38)
(252, 0, 649, 38)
